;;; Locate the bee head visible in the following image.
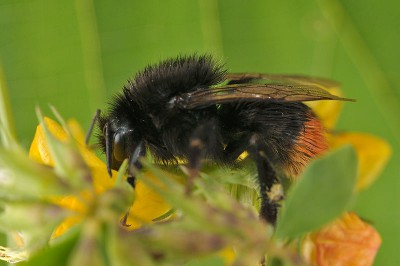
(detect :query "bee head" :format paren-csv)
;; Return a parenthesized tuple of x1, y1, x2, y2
(98, 114, 143, 175)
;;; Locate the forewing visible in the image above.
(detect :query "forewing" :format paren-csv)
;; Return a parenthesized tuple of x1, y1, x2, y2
(172, 74, 353, 109)
(226, 73, 340, 90)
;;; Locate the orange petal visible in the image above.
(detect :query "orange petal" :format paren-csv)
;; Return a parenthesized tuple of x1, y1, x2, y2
(328, 132, 391, 190)
(302, 212, 381, 266)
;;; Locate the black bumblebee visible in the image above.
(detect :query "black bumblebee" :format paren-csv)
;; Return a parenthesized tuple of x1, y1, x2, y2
(96, 54, 352, 224)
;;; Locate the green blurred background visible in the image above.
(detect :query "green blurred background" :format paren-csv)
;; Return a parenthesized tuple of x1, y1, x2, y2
(0, 0, 398, 264)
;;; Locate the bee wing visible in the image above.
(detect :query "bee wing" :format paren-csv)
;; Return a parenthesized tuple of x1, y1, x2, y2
(225, 73, 341, 90)
(172, 74, 354, 109)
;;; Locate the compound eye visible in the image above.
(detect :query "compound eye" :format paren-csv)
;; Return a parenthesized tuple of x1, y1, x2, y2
(113, 132, 127, 162)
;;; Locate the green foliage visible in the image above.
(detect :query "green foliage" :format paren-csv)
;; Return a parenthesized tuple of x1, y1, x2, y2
(185, 257, 225, 266)
(276, 145, 357, 238)
(19, 232, 79, 266)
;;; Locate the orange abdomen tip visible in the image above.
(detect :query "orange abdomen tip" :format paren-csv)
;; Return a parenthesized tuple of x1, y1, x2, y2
(284, 113, 328, 178)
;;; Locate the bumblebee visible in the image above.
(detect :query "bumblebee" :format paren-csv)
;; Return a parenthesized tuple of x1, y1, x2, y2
(96, 54, 352, 224)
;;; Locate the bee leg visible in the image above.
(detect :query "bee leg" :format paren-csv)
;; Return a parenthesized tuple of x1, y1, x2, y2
(186, 136, 205, 195)
(120, 207, 132, 227)
(186, 120, 220, 195)
(85, 109, 101, 145)
(249, 135, 282, 225)
(120, 141, 146, 227)
(104, 122, 113, 177)
(127, 140, 146, 187)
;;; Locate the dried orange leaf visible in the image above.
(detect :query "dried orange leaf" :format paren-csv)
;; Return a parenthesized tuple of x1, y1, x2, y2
(302, 212, 381, 266)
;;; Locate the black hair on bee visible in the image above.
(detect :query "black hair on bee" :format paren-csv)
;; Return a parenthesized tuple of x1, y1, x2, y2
(96, 54, 352, 225)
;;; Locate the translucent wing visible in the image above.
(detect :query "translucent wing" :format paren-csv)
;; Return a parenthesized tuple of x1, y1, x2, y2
(170, 73, 354, 109)
(226, 73, 341, 90)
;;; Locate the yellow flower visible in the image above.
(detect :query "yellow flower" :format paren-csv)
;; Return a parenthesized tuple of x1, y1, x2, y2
(29, 117, 173, 237)
(302, 212, 381, 266)
(307, 90, 391, 191)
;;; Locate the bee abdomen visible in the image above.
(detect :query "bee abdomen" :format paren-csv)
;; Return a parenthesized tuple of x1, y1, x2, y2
(282, 113, 328, 177)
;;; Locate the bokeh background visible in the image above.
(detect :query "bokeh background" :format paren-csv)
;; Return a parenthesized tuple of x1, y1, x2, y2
(0, 0, 398, 264)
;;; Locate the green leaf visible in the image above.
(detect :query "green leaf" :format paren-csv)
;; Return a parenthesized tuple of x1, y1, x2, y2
(275, 145, 357, 239)
(185, 256, 225, 266)
(0, 64, 17, 145)
(0, 148, 71, 198)
(0, 202, 63, 234)
(0, 232, 7, 266)
(19, 231, 79, 266)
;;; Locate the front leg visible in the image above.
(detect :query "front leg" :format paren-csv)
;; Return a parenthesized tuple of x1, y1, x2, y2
(127, 140, 146, 187)
(120, 141, 146, 227)
(249, 135, 283, 225)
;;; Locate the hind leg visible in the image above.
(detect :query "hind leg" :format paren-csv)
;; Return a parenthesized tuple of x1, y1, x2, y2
(249, 135, 283, 225)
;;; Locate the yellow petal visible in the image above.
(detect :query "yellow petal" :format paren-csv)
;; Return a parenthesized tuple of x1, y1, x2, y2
(50, 169, 118, 238)
(328, 132, 391, 190)
(67, 119, 86, 145)
(217, 247, 236, 265)
(29, 117, 104, 168)
(67, 119, 105, 167)
(48, 195, 86, 239)
(29, 117, 67, 165)
(28, 117, 117, 237)
(124, 171, 174, 229)
(90, 166, 117, 193)
(29, 117, 178, 238)
(51, 215, 82, 239)
(302, 212, 381, 266)
(305, 88, 344, 129)
(53, 195, 87, 213)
